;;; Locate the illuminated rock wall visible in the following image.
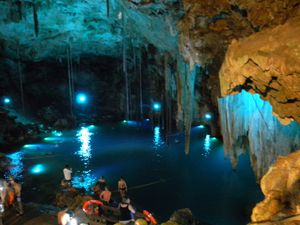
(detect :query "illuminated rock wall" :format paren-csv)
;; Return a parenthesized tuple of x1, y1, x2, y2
(219, 17, 300, 124)
(218, 90, 300, 179)
(250, 150, 300, 224)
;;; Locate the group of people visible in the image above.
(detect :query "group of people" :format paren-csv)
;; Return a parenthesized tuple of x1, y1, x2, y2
(0, 176, 24, 224)
(61, 165, 138, 224)
(93, 176, 136, 224)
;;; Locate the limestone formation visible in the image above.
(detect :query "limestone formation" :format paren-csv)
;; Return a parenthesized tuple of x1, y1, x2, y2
(218, 16, 300, 179)
(219, 16, 300, 124)
(178, 0, 300, 68)
(249, 150, 300, 224)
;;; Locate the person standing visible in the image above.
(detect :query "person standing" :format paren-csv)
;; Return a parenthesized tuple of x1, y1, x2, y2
(63, 165, 72, 187)
(119, 198, 135, 224)
(99, 176, 106, 191)
(8, 176, 23, 216)
(118, 176, 127, 198)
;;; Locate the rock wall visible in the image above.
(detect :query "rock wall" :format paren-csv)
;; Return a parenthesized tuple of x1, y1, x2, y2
(250, 150, 300, 224)
(218, 90, 300, 179)
(218, 16, 300, 179)
(219, 16, 300, 124)
(178, 0, 300, 68)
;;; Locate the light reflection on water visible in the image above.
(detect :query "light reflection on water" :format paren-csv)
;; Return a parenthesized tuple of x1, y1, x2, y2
(6, 152, 24, 180)
(153, 126, 164, 150)
(203, 134, 211, 158)
(73, 127, 96, 190)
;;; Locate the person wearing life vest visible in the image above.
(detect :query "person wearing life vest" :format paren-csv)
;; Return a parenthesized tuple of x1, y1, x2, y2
(8, 176, 23, 216)
(118, 177, 127, 198)
(119, 197, 135, 224)
(100, 186, 111, 204)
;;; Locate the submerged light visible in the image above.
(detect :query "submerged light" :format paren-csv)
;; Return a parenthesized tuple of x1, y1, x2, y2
(3, 97, 11, 104)
(76, 93, 87, 104)
(197, 125, 205, 129)
(30, 164, 45, 174)
(204, 113, 212, 120)
(51, 130, 62, 137)
(153, 102, 161, 111)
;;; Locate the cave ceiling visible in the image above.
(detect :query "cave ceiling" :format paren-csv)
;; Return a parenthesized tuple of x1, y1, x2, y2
(0, 0, 299, 64)
(0, 0, 180, 62)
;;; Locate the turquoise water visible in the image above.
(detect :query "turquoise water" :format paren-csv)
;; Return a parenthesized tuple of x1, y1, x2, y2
(5, 122, 263, 225)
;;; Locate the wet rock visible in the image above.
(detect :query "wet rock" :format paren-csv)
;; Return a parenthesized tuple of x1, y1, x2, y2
(53, 118, 70, 129)
(250, 150, 300, 224)
(55, 188, 92, 211)
(169, 208, 193, 225)
(163, 208, 212, 225)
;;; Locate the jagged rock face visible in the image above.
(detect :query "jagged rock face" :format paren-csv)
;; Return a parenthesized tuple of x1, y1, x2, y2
(219, 16, 300, 124)
(178, 0, 300, 68)
(250, 150, 300, 224)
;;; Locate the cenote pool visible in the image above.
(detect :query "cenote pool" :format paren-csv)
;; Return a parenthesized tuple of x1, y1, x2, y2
(5, 122, 263, 225)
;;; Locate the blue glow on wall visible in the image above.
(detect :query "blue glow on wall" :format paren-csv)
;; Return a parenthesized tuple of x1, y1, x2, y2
(6, 152, 24, 180)
(218, 90, 300, 176)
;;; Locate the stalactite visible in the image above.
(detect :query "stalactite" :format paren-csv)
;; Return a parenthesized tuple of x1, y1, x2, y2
(176, 57, 197, 155)
(67, 45, 74, 118)
(122, 13, 129, 120)
(138, 48, 143, 121)
(218, 90, 300, 179)
(70, 44, 75, 104)
(17, 46, 25, 113)
(106, 0, 110, 17)
(32, 1, 39, 37)
(132, 43, 137, 120)
(164, 53, 172, 144)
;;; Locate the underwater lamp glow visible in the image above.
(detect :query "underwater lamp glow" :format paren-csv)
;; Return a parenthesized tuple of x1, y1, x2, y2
(197, 125, 205, 129)
(153, 102, 161, 111)
(3, 97, 11, 104)
(76, 93, 87, 104)
(205, 113, 212, 119)
(30, 164, 45, 174)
